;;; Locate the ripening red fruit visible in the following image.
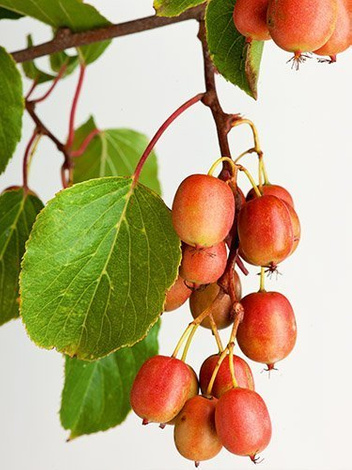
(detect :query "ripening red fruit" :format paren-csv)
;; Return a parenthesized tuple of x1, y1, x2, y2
(215, 388, 272, 460)
(314, 0, 351, 58)
(167, 366, 199, 425)
(174, 396, 222, 465)
(284, 201, 301, 254)
(233, 0, 271, 41)
(237, 291, 297, 369)
(238, 195, 294, 267)
(180, 243, 227, 286)
(200, 354, 255, 398)
(246, 183, 294, 207)
(164, 275, 191, 312)
(130, 356, 195, 424)
(189, 274, 241, 329)
(172, 174, 235, 248)
(267, 0, 338, 54)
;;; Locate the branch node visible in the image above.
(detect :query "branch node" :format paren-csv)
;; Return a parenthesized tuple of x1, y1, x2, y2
(55, 27, 73, 41)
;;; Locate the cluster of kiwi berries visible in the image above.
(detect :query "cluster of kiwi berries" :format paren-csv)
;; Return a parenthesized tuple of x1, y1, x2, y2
(130, 119, 300, 466)
(233, 0, 352, 65)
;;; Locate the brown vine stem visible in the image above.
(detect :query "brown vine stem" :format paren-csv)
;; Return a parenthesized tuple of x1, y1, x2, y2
(198, 20, 240, 177)
(11, 6, 206, 64)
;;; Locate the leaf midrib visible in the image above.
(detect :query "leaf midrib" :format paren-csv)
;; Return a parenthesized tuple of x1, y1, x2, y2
(76, 180, 135, 354)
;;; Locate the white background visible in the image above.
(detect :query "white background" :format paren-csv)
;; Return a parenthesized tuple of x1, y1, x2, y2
(1, 2, 352, 469)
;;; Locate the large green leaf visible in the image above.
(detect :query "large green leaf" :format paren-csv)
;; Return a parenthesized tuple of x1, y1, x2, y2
(0, 188, 43, 326)
(206, 0, 264, 99)
(154, 0, 205, 16)
(20, 177, 181, 360)
(0, 0, 111, 64)
(0, 47, 23, 174)
(72, 117, 161, 195)
(61, 322, 160, 439)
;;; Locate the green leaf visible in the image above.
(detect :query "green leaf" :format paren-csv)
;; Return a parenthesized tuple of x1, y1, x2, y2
(0, 6, 23, 19)
(21, 35, 57, 84)
(72, 117, 161, 195)
(206, 0, 264, 99)
(22, 35, 79, 84)
(20, 177, 181, 360)
(0, 188, 43, 326)
(0, 0, 111, 65)
(0, 47, 24, 174)
(61, 322, 160, 438)
(154, 0, 205, 16)
(50, 50, 79, 77)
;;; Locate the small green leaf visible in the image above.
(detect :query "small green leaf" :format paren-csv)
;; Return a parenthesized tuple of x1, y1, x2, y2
(0, 47, 24, 174)
(22, 35, 79, 84)
(0, 6, 23, 19)
(20, 177, 181, 360)
(50, 50, 79, 77)
(61, 322, 160, 438)
(21, 35, 57, 84)
(206, 0, 264, 99)
(154, 0, 205, 16)
(0, 188, 43, 326)
(72, 117, 161, 195)
(0, 0, 111, 65)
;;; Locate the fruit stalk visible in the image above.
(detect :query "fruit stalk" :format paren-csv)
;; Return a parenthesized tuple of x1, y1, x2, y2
(30, 64, 67, 104)
(66, 63, 86, 150)
(133, 93, 205, 185)
(172, 291, 225, 359)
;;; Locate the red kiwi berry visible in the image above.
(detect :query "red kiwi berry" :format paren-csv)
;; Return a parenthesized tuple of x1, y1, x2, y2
(130, 355, 196, 425)
(200, 354, 255, 398)
(237, 291, 297, 369)
(189, 273, 241, 330)
(267, 0, 338, 66)
(164, 275, 191, 312)
(314, 0, 351, 61)
(167, 366, 199, 426)
(174, 396, 222, 466)
(215, 387, 272, 461)
(172, 174, 235, 248)
(238, 195, 294, 268)
(233, 0, 271, 41)
(246, 183, 294, 207)
(283, 201, 301, 254)
(179, 242, 227, 287)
